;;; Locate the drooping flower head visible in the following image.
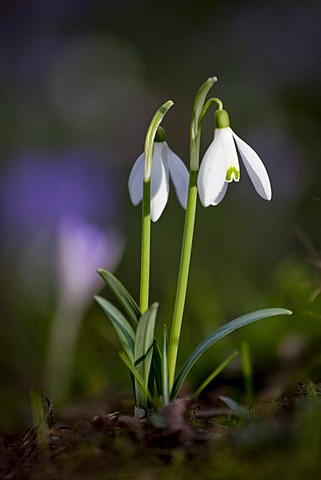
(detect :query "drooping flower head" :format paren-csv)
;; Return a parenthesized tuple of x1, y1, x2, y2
(197, 105, 272, 207)
(128, 127, 189, 221)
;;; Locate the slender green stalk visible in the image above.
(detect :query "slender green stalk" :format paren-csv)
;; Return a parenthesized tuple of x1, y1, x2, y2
(167, 77, 217, 393)
(193, 350, 239, 398)
(140, 179, 151, 313)
(241, 340, 254, 404)
(139, 100, 174, 313)
(168, 169, 198, 391)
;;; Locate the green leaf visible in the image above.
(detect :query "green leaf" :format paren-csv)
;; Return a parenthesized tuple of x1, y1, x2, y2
(134, 302, 158, 407)
(95, 295, 136, 363)
(193, 350, 239, 399)
(171, 308, 292, 399)
(29, 390, 49, 454)
(151, 342, 163, 398)
(97, 269, 140, 325)
(162, 325, 169, 405)
(119, 351, 155, 407)
(219, 395, 251, 419)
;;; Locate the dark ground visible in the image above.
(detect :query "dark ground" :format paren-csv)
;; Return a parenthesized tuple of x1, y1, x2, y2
(2, 379, 321, 480)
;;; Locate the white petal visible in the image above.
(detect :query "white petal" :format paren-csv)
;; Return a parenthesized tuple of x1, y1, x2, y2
(150, 150, 169, 222)
(150, 143, 164, 195)
(231, 130, 272, 201)
(128, 153, 144, 205)
(218, 128, 239, 180)
(165, 143, 189, 209)
(197, 135, 226, 207)
(211, 181, 228, 205)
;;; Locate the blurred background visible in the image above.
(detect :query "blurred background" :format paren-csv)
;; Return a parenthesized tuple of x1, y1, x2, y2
(1, 0, 321, 431)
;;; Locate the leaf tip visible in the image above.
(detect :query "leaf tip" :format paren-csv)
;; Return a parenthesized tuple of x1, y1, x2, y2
(97, 268, 106, 278)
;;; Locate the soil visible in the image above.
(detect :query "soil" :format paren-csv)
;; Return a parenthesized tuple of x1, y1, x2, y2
(1, 381, 321, 480)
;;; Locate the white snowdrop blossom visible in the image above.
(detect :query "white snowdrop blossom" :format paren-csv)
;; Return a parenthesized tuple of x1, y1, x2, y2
(128, 139, 189, 222)
(197, 109, 272, 207)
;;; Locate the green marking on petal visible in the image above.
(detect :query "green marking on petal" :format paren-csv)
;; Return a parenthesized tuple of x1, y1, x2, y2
(226, 166, 240, 182)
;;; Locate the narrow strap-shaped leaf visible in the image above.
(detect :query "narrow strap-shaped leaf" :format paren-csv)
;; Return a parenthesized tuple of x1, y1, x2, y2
(171, 308, 292, 399)
(162, 325, 169, 405)
(134, 302, 158, 407)
(97, 269, 140, 326)
(95, 295, 136, 363)
(150, 341, 162, 399)
(134, 340, 155, 366)
(193, 350, 239, 398)
(219, 395, 251, 419)
(119, 351, 155, 407)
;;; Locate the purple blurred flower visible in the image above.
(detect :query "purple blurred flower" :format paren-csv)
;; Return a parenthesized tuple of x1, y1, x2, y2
(0, 148, 123, 303)
(44, 214, 124, 405)
(1, 148, 120, 236)
(55, 215, 123, 313)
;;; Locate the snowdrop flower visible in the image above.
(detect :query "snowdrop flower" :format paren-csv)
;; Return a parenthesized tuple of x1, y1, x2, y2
(128, 127, 189, 222)
(198, 108, 272, 207)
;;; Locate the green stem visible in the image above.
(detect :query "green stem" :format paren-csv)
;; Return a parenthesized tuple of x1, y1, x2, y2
(139, 101, 174, 314)
(140, 179, 151, 313)
(168, 168, 198, 392)
(167, 78, 217, 393)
